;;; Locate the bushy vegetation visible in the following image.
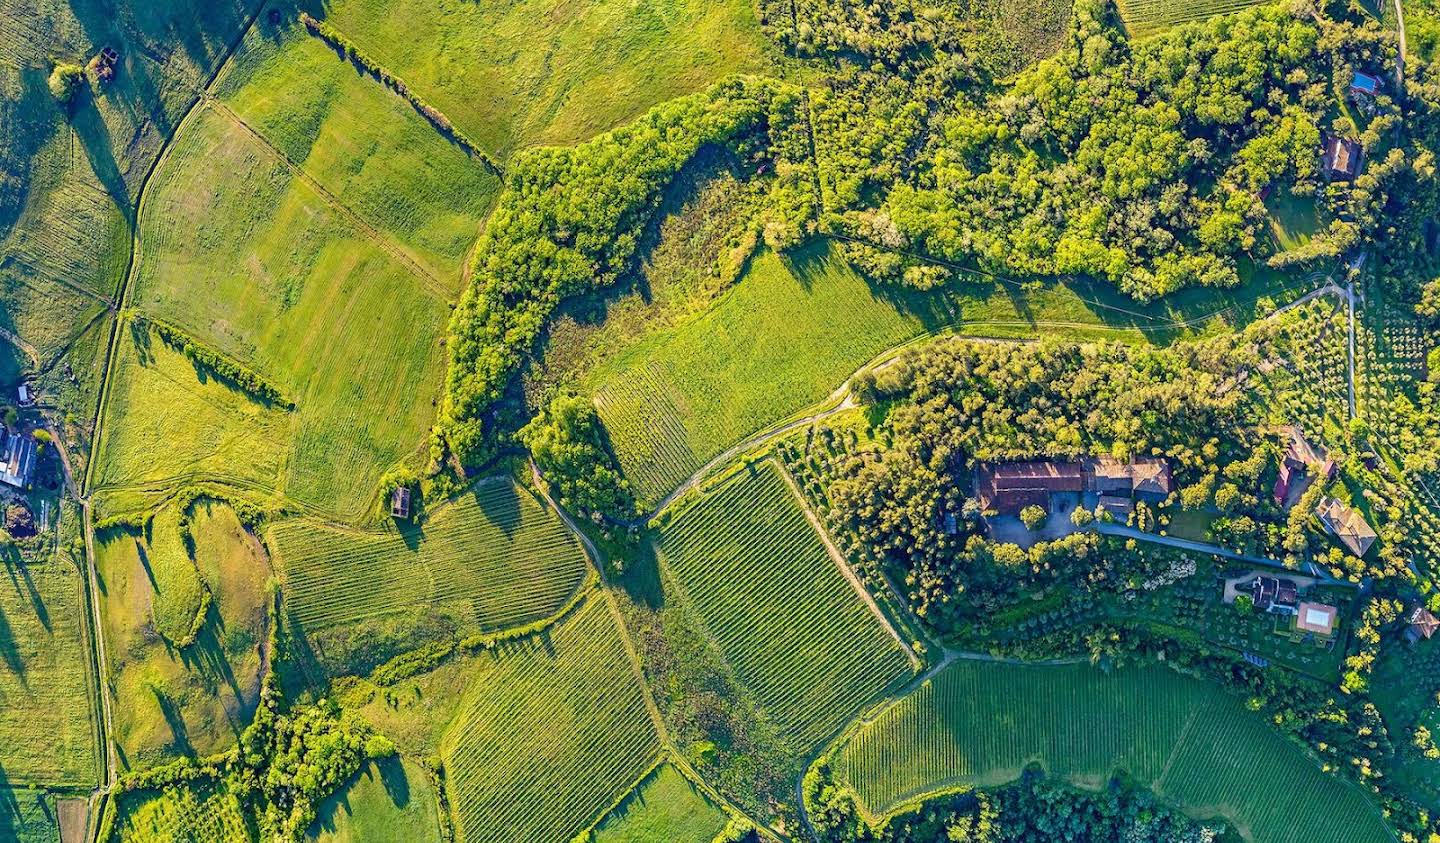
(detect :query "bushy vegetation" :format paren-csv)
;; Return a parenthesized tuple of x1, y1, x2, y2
(522, 393, 635, 519)
(442, 77, 816, 466)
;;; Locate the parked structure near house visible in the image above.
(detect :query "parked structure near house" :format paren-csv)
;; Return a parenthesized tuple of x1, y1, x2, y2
(1247, 575, 1300, 614)
(1295, 601, 1339, 636)
(390, 487, 411, 519)
(0, 431, 35, 489)
(1323, 134, 1361, 179)
(1407, 605, 1439, 644)
(976, 461, 1084, 514)
(1316, 496, 1377, 557)
(1349, 69, 1382, 98)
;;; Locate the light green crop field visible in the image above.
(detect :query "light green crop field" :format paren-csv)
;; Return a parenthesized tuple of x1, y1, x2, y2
(272, 478, 588, 633)
(314, 0, 772, 160)
(441, 595, 661, 843)
(211, 16, 501, 283)
(113, 779, 254, 843)
(94, 500, 271, 770)
(593, 763, 729, 843)
(1115, 0, 1272, 38)
(832, 660, 1395, 843)
(0, 556, 98, 787)
(0, 788, 59, 843)
(590, 239, 1306, 507)
(308, 757, 441, 843)
(100, 96, 453, 519)
(657, 463, 911, 752)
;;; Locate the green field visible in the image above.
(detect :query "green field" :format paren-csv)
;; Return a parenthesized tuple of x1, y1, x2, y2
(314, 0, 772, 160)
(210, 16, 502, 282)
(832, 660, 1395, 843)
(0, 554, 98, 788)
(0, 788, 60, 843)
(592, 763, 729, 843)
(657, 462, 912, 752)
(95, 94, 454, 519)
(94, 501, 271, 769)
(308, 757, 441, 843)
(440, 595, 661, 843)
(590, 239, 1309, 507)
(113, 779, 254, 843)
(271, 478, 587, 637)
(1115, 0, 1273, 38)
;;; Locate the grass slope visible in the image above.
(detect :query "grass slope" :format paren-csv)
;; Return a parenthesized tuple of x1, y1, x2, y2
(102, 97, 452, 518)
(657, 462, 911, 752)
(308, 757, 441, 843)
(0, 555, 98, 787)
(314, 0, 772, 160)
(271, 479, 589, 674)
(592, 763, 728, 843)
(211, 16, 501, 282)
(94, 501, 271, 770)
(832, 661, 1394, 843)
(440, 595, 661, 843)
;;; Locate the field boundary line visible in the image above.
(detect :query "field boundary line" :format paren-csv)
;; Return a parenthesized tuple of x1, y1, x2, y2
(203, 97, 456, 302)
(0, 254, 116, 309)
(776, 460, 920, 671)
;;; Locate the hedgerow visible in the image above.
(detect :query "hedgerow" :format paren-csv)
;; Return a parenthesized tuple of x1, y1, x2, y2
(131, 314, 294, 410)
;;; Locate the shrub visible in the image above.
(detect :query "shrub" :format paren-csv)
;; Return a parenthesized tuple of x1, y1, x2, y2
(47, 63, 86, 104)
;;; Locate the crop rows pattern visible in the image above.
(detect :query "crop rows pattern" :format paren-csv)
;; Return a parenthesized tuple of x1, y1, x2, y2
(441, 597, 660, 843)
(594, 361, 700, 506)
(659, 463, 910, 751)
(115, 781, 253, 843)
(1116, 0, 1270, 38)
(835, 661, 1394, 843)
(274, 480, 587, 631)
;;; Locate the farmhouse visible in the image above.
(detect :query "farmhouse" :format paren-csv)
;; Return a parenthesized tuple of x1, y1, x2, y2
(1247, 575, 1299, 614)
(1407, 606, 1439, 644)
(1316, 497, 1377, 557)
(976, 461, 1084, 514)
(1273, 431, 1336, 505)
(1323, 135, 1361, 179)
(1097, 495, 1135, 520)
(391, 487, 411, 519)
(1295, 601, 1338, 636)
(0, 431, 35, 490)
(1090, 457, 1173, 500)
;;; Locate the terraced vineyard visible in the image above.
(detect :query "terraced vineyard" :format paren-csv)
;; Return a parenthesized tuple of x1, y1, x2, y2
(273, 479, 587, 631)
(1115, 0, 1271, 38)
(832, 661, 1395, 843)
(440, 596, 661, 842)
(658, 462, 912, 751)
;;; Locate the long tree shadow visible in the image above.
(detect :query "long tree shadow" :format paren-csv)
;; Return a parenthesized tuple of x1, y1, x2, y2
(0, 602, 26, 686)
(149, 683, 195, 756)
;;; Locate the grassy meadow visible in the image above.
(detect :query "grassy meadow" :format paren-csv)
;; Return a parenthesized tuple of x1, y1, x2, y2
(832, 660, 1394, 843)
(440, 595, 661, 843)
(314, 0, 774, 160)
(656, 463, 912, 753)
(0, 556, 99, 787)
(99, 95, 453, 519)
(94, 500, 271, 770)
(592, 763, 729, 843)
(271, 479, 589, 675)
(307, 757, 441, 843)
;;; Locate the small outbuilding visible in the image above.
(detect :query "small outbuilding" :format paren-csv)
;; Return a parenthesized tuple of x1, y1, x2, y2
(1295, 601, 1339, 637)
(1350, 70, 1382, 98)
(1407, 606, 1439, 644)
(390, 487, 411, 519)
(16, 383, 33, 407)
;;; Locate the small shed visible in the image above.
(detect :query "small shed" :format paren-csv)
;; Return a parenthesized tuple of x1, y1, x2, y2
(390, 487, 411, 519)
(93, 46, 119, 83)
(1407, 606, 1439, 644)
(16, 383, 33, 407)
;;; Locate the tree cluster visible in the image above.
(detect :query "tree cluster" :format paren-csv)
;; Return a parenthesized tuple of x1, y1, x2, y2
(520, 392, 634, 520)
